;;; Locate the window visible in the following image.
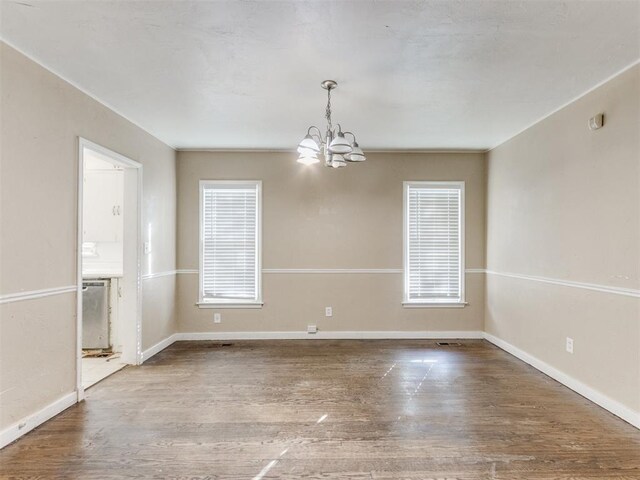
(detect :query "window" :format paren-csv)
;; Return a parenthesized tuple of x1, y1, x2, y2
(403, 181, 465, 305)
(199, 181, 262, 306)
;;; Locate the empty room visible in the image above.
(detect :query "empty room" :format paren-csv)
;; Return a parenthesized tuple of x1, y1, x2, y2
(0, 1, 639, 478)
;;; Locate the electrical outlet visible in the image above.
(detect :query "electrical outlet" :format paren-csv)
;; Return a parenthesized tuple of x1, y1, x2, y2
(325, 306, 333, 317)
(143, 242, 152, 254)
(214, 313, 221, 324)
(566, 337, 574, 354)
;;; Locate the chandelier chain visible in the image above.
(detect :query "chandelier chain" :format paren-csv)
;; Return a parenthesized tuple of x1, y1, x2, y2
(325, 88, 332, 132)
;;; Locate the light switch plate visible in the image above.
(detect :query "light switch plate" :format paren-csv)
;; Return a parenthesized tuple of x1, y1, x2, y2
(566, 337, 574, 354)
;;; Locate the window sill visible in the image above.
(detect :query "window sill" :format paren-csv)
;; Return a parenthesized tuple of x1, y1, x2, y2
(197, 302, 263, 309)
(402, 302, 468, 309)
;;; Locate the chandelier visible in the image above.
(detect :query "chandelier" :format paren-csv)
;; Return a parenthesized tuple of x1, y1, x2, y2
(297, 80, 366, 168)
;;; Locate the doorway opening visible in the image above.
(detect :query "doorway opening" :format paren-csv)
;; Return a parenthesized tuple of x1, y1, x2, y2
(77, 138, 142, 396)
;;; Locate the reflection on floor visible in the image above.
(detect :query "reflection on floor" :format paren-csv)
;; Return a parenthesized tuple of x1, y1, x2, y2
(81, 354, 126, 389)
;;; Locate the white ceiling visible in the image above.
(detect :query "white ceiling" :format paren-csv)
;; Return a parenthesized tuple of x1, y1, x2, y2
(1, 0, 639, 150)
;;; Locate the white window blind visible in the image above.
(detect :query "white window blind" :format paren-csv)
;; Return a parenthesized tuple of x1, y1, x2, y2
(404, 182, 464, 304)
(199, 181, 261, 304)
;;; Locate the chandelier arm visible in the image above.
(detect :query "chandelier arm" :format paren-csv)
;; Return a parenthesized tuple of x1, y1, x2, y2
(307, 125, 322, 137)
(304, 126, 324, 147)
(343, 131, 356, 143)
(307, 126, 324, 143)
(330, 123, 343, 134)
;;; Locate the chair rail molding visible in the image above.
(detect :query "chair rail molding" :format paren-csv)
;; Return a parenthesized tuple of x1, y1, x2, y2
(485, 270, 640, 298)
(141, 270, 179, 280)
(176, 268, 487, 275)
(0, 285, 77, 305)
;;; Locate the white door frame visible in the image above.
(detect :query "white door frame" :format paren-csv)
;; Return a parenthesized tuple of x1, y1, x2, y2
(76, 137, 143, 401)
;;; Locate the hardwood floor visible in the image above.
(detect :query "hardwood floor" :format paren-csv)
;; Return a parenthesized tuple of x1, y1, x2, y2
(1, 340, 639, 479)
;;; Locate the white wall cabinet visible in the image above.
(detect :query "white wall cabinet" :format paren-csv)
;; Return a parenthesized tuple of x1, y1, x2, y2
(83, 169, 124, 242)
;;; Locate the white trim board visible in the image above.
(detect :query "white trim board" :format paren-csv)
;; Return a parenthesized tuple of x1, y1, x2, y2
(176, 331, 484, 341)
(142, 330, 484, 362)
(0, 285, 76, 305)
(485, 270, 640, 298)
(141, 270, 179, 280)
(141, 334, 177, 362)
(177, 268, 487, 275)
(176, 268, 636, 298)
(0, 391, 77, 449)
(263, 268, 402, 274)
(141, 330, 483, 362)
(21, 268, 635, 309)
(483, 333, 640, 429)
(177, 148, 486, 154)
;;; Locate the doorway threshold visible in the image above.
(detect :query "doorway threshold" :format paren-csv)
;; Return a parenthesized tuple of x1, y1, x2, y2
(82, 354, 126, 389)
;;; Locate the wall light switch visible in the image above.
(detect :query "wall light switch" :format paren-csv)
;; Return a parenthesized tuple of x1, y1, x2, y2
(214, 313, 221, 324)
(566, 337, 574, 354)
(325, 307, 333, 317)
(144, 242, 152, 254)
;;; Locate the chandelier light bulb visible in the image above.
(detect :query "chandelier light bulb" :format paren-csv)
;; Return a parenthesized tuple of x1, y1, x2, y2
(297, 145, 319, 156)
(346, 141, 366, 162)
(297, 153, 320, 166)
(298, 134, 320, 152)
(331, 154, 347, 168)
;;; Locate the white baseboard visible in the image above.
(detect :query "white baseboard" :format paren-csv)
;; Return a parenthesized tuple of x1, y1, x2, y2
(175, 330, 484, 341)
(141, 334, 178, 362)
(0, 391, 77, 449)
(483, 332, 640, 429)
(139, 330, 483, 364)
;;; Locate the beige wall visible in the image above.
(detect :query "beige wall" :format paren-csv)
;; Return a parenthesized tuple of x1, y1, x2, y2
(0, 43, 177, 430)
(176, 151, 486, 333)
(486, 65, 640, 414)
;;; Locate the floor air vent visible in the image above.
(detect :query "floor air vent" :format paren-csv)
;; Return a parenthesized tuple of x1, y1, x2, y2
(206, 343, 234, 348)
(436, 342, 462, 346)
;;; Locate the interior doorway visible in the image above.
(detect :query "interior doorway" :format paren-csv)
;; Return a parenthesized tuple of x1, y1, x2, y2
(77, 138, 142, 397)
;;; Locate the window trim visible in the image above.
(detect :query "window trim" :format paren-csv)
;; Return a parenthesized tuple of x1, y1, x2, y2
(403, 181, 466, 307)
(198, 180, 263, 308)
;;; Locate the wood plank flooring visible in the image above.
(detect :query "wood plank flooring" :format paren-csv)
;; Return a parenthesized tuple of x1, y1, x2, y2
(1, 340, 639, 479)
